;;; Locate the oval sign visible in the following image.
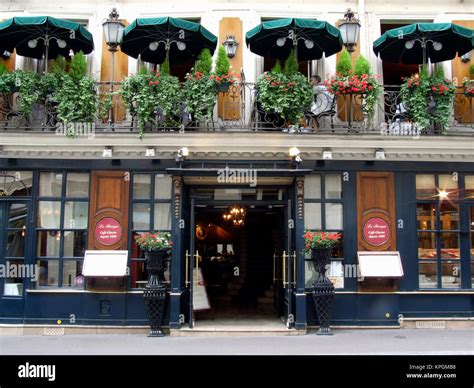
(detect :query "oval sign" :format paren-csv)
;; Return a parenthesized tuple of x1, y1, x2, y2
(363, 217, 390, 246)
(94, 217, 122, 246)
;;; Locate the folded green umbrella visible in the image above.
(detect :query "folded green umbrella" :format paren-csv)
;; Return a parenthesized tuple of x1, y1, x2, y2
(121, 17, 217, 64)
(0, 16, 94, 61)
(373, 23, 473, 65)
(246, 18, 343, 60)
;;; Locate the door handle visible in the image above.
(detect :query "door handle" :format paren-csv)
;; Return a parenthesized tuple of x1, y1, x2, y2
(273, 252, 277, 282)
(185, 250, 190, 286)
(282, 251, 287, 286)
(194, 250, 200, 286)
(292, 251, 296, 286)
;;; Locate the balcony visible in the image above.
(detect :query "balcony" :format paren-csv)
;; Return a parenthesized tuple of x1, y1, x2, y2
(0, 82, 473, 136)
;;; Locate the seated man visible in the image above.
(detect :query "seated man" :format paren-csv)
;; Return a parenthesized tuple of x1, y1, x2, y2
(309, 75, 335, 128)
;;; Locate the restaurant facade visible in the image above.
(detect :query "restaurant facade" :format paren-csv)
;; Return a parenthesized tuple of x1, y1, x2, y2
(0, 0, 473, 332)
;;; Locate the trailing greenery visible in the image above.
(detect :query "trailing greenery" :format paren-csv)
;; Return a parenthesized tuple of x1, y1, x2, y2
(256, 70, 313, 124)
(336, 49, 352, 76)
(11, 70, 41, 116)
(214, 45, 230, 76)
(195, 48, 213, 75)
(121, 71, 182, 138)
(430, 67, 455, 131)
(183, 70, 216, 122)
(283, 50, 299, 76)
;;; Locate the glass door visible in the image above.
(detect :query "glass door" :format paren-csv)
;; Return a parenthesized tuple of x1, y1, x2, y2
(470, 206, 474, 288)
(0, 201, 30, 317)
(282, 199, 295, 328)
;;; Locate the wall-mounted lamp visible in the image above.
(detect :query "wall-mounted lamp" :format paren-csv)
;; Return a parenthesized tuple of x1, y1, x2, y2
(375, 148, 386, 160)
(176, 147, 189, 164)
(223, 35, 239, 58)
(322, 148, 333, 160)
(289, 147, 302, 164)
(145, 147, 155, 157)
(102, 146, 113, 158)
(461, 50, 472, 63)
(339, 8, 361, 54)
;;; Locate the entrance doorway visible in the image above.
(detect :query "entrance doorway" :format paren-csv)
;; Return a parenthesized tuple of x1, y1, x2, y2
(185, 186, 296, 328)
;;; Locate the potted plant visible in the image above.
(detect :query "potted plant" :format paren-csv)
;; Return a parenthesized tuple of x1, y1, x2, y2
(303, 230, 341, 335)
(135, 231, 173, 337)
(462, 77, 474, 98)
(213, 45, 236, 93)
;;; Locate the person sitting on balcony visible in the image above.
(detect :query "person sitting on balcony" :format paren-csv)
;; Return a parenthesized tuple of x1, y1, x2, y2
(306, 75, 335, 130)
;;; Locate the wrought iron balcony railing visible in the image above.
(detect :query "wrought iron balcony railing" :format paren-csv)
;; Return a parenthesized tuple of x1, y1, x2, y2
(1, 82, 473, 136)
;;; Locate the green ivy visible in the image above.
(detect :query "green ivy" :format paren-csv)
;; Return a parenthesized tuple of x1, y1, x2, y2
(183, 71, 216, 121)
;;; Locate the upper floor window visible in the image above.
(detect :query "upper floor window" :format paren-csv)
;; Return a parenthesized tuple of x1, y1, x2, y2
(0, 171, 33, 197)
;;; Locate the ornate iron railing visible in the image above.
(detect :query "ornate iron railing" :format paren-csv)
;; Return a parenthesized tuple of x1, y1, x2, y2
(1, 82, 473, 136)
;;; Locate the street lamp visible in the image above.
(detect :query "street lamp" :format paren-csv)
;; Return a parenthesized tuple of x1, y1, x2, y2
(223, 35, 239, 58)
(102, 8, 125, 126)
(339, 8, 361, 54)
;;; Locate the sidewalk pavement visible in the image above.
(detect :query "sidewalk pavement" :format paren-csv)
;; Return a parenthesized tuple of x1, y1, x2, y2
(0, 329, 473, 355)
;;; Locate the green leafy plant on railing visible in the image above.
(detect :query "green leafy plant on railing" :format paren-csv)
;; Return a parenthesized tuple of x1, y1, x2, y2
(353, 55, 381, 124)
(11, 70, 41, 116)
(183, 70, 216, 122)
(98, 91, 117, 121)
(121, 71, 182, 138)
(400, 67, 455, 133)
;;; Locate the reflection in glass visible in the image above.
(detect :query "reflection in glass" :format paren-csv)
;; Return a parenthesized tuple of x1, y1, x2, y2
(64, 201, 89, 229)
(6, 231, 25, 257)
(4, 259, 24, 296)
(325, 203, 343, 229)
(37, 231, 60, 257)
(418, 232, 437, 259)
(131, 232, 147, 259)
(325, 174, 342, 199)
(37, 260, 59, 287)
(8, 203, 27, 228)
(63, 231, 87, 257)
(304, 203, 321, 230)
(416, 174, 435, 199)
(465, 175, 474, 199)
(417, 203, 435, 230)
(439, 174, 458, 197)
(154, 203, 171, 230)
(419, 261, 437, 288)
(62, 261, 84, 288)
(0, 171, 33, 197)
(439, 202, 459, 230)
(39, 172, 63, 197)
(133, 203, 151, 230)
(130, 260, 148, 288)
(37, 201, 61, 228)
(441, 261, 461, 289)
(155, 175, 172, 199)
(439, 232, 460, 259)
(133, 174, 151, 199)
(66, 173, 89, 198)
(304, 175, 321, 199)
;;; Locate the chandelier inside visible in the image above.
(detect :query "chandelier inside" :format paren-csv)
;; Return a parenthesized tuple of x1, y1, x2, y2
(222, 205, 247, 227)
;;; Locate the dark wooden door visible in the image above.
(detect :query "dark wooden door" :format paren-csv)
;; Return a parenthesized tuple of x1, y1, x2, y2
(88, 171, 130, 250)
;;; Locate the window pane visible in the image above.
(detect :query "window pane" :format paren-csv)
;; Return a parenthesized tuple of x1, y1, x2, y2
(304, 175, 321, 199)
(0, 171, 33, 197)
(439, 232, 460, 259)
(416, 174, 435, 199)
(6, 231, 25, 257)
(37, 260, 59, 287)
(63, 230, 87, 257)
(325, 174, 342, 199)
(439, 202, 459, 230)
(130, 260, 148, 289)
(417, 203, 435, 230)
(465, 175, 474, 199)
(419, 261, 437, 288)
(39, 172, 63, 197)
(133, 203, 151, 230)
(441, 261, 461, 289)
(37, 201, 61, 228)
(8, 203, 27, 229)
(131, 232, 147, 259)
(471, 261, 474, 288)
(325, 203, 343, 229)
(66, 173, 89, 198)
(4, 259, 24, 296)
(154, 203, 172, 230)
(418, 232, 437, 259)
(304, 203, 321, 230)
(133, 174, 151, 199)
(439, 174, 458, 198)
(64, 201, 88, 229)
(62, 261, 84, 288)
(37, 231, 60, 257)
(155, 175, 172, 199)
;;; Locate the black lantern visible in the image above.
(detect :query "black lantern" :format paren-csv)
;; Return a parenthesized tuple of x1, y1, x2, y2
(223, 34, 239, 58)
(102, 8, 125, 52)
(339, 8, 361, 53)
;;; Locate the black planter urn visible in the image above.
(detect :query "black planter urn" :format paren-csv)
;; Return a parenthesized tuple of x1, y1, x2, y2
(143, 249, 170, 337)
(310, 248, 335, 335)
(216, 81, 230, 93)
